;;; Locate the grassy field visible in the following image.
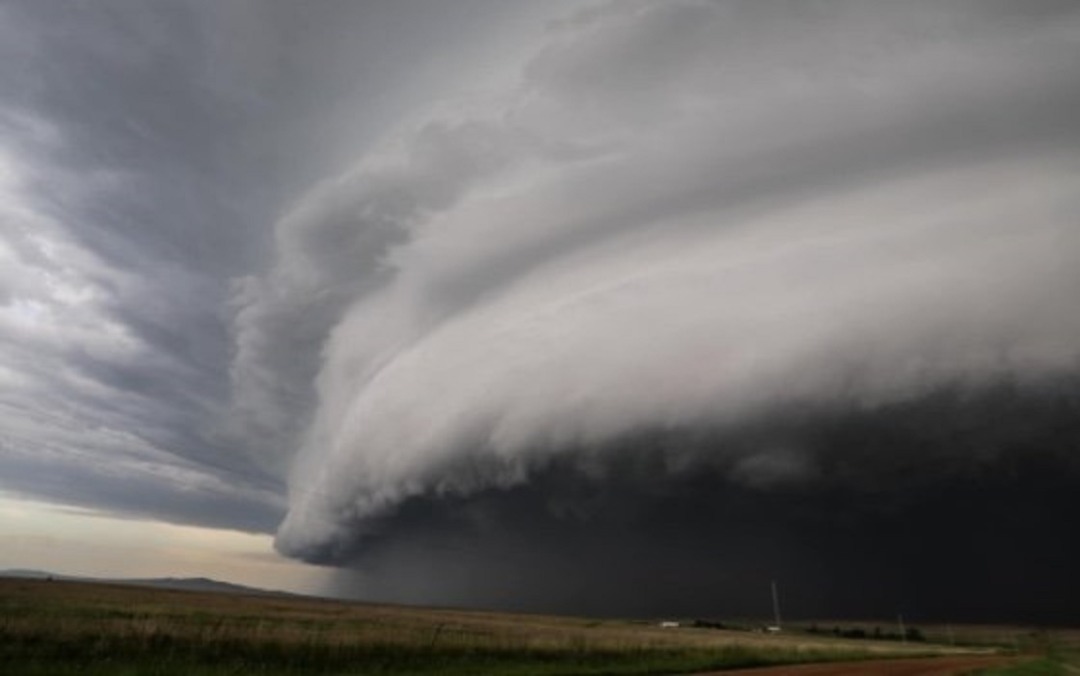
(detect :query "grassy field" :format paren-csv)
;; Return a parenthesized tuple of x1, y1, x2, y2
(0, 578, 974, 675)
(784, 620, 1080, 675)
(966, 634, 1080, 676)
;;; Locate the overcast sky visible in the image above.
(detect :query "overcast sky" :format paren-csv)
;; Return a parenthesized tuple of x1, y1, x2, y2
(2, 1, 1078, 622)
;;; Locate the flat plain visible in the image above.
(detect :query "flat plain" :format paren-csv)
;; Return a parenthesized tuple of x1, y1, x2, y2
(0, 578, 1052, 675)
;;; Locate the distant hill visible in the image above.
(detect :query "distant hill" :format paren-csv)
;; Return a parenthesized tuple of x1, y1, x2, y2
(0, 569, 289, 597)
(116, 576, 283, 595)
(1, 569, 85, 582)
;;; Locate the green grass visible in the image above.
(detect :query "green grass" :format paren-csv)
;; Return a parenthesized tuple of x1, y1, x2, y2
(0, 579, 958, 675)
(1, 640, 851, 676)
(968, 632, 1080, 676)
(0, 624, 863, 676)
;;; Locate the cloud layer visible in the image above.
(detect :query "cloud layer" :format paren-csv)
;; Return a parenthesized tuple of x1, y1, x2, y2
(0, 0, 553, 530)
(254, 1, 1080, 563)
(2, 1, 1078, 620)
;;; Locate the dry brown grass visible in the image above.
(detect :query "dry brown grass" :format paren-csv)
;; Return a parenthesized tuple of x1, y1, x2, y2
(2, 577, 963, 653)
(0, 578, 971, 675)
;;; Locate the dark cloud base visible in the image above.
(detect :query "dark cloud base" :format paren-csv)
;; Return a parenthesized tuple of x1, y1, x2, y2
(325, 378, 1080, 624)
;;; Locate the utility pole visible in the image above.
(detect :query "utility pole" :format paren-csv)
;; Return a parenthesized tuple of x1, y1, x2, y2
(771, 580, 782, 630)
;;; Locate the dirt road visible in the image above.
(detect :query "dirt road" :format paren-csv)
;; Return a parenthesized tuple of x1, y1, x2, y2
(697, 655, 1019, 675)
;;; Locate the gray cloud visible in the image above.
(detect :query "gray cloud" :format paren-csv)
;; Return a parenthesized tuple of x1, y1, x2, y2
(265, 1, 1080, 566)
(324, 379, 1080, 623)
(2, 1, 1078, 621)
(0, 1, 281, 531)
(0, 0, 571, 533)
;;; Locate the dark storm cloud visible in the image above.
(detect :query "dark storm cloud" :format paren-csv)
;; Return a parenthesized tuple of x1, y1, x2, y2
(0, 0, 568, 531)
(2, 0, 1079, 622)
(268, 1, 1080, 568)
(326, 378, 1080, 624)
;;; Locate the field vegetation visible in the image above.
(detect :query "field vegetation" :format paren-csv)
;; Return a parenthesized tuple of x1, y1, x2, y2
(787, 621, 1080, 675)
(1, 579, 987, 675)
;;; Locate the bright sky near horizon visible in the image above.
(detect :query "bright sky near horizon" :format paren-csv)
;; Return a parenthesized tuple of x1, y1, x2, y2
(0, 492, 322, 594)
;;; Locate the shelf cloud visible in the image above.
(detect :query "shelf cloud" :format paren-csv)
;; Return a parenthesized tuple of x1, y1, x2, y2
(2, 0, 1078, 621)
(227, 3, 1080, 619)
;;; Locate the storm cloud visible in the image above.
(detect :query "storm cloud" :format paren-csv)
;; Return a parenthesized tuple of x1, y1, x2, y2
(0, 0, 552, 528)
(2, 1, 1079, 622)
(258, 0, 1080, 581)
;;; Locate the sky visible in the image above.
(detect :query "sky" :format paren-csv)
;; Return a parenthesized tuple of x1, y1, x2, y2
(1, 1, 1078, 623)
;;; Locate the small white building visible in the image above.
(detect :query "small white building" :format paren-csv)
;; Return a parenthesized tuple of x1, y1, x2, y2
(659, 621, 680, 628)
